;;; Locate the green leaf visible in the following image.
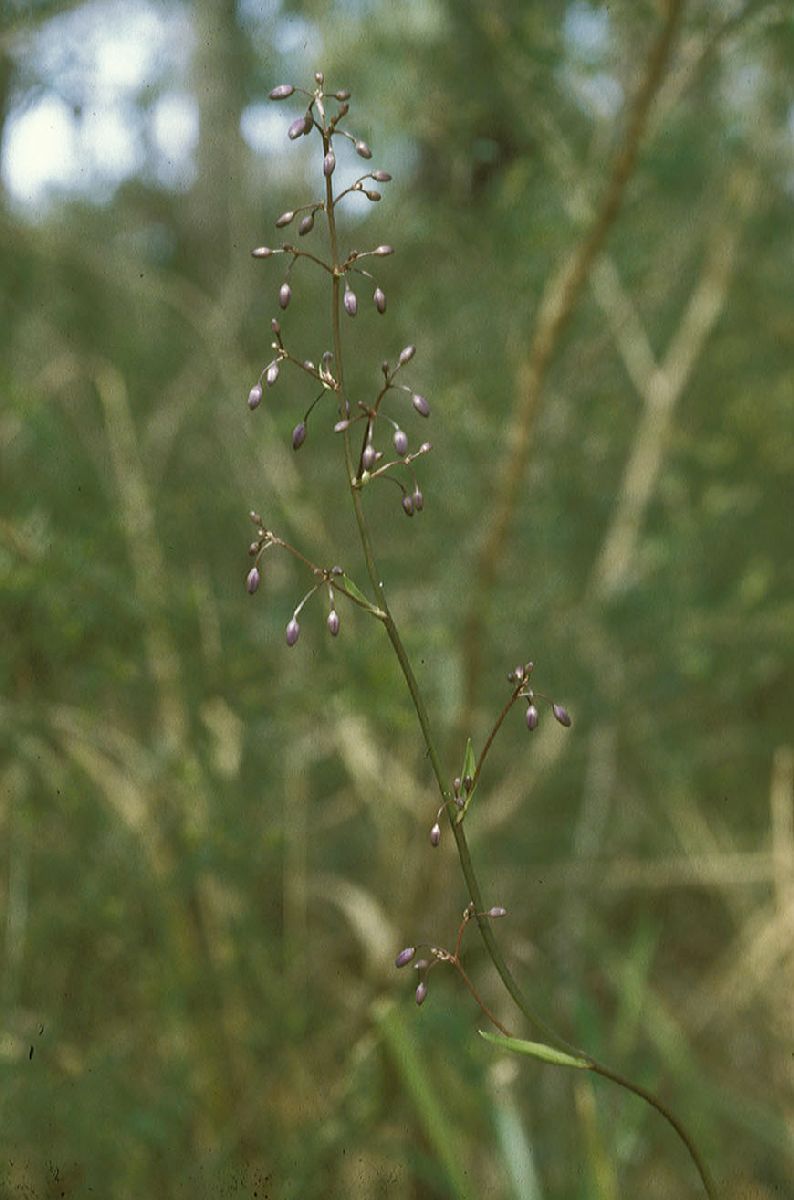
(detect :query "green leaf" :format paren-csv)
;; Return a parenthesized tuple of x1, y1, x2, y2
(339, 574, 373, 609)
(455, 737, 478, 822)
(479, 1030, 591, 1070)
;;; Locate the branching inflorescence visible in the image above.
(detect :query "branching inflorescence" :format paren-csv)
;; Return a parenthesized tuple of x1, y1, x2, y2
(242, 72, 716, 1200)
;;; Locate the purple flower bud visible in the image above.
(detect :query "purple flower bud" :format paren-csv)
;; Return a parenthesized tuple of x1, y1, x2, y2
(303, 359, 315, 371)
(298, 212, 315, 236)
(314, 71, 324, 85)
(553, 704, 572, 728)
(393, 429, 408, 455)
(288, 116, 308, 140)
(362, 444, 377, 470)
(246, 567, 260, 594)
(372, 170, 392, 182)
(331, 565, 343, 575)
(266, 361, 280, 386)
(292, 422, 306, 450)
(275, 211, 295, 228)
(279, 282, 292, 309)
(334, 419, 350, 432)
(322, 350, 333, 366)
(269, 84, 295, 100)
(419, 441, 432, 453)
(248, 384, 263, 410)
(252, 246, 273, 258)
(286, 617, 300, 647)
(327, 610, 340, 637)
(248, 541, 259, 556)
(355, 139, 372, 159)
(525, 704, 539, 731)
(373, 287, 387, 314)
(374, 245, 394, 257)
(402, 494, 414, 517)
(365, 189, 381, 202)
(395, 946, 416, 968)
(415, 981, 428, 1006)
(412, 393, 430, 418)
(399, 345, 416, 366)
(323, 150, 336, 177)
(271, 318, 281, 334)
(488, 907, 507, 918)
(249, 510, 262, 525)
(429, 822, 441, 847)
(335, 89, 351, 101)
(344, 287, 357, 317)
(412, 489, 424, 512)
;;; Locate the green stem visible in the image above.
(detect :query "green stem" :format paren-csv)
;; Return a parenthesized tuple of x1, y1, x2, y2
(319, 107, 716, 1200)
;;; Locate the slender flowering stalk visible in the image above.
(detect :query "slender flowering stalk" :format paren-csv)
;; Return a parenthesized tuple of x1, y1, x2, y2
(242, 73, 717, 1200)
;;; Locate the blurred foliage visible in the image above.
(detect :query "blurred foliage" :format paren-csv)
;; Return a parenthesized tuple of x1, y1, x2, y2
(1, 1, 793, 1197)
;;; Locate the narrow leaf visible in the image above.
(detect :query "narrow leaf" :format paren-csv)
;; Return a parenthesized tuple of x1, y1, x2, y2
(479, 1029, 591, 1070)
(340, 574, 372, 608)
(456, 737, 478, 822)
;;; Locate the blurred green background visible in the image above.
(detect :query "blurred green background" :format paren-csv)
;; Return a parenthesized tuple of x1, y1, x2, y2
(1, 1, 792, 1197)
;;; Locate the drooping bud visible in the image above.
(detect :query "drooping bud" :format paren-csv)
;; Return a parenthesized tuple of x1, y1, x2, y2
(412, 489, 424, 512)
(393, 429, 408, 455)
(292, 422, 306, 450)
(415, 981, 428, 1006)
(372, 170, 392, 182)
(334, 89, 351, 101)
(286, 617, 300, 647)
(373, 287, 387, 314)
(552, 704, 572, 728)
(279, 282, 292, 309)
(364, 189, 381, 202)
(395, 947, 416, 968)
(275, 210, 295, 228)
(525, 704, 539, 731)
(269, 84, 295, 100)
(344, 285, 358, 317)
(288, 116, 308, 140)
(271, 318, 281, 334)
(334, 419, 350, 432)
(327, 610, 340, 637)
(246, 567, 260, 594)
(429, 822, 441, 847)
(265, 361, 280, 386)
(355, 139, 372, 159)
(487, 907, 507, 919)
(323, 150, 336, 177)
(399, 345, 416, 366)
(419, 442, 432, 454)
(412, 393, 430, 417)
(248, 384, 263, 410)
(252, 246, 273, 258)
(374, 245, 394, 257)
(298, 212, 315, 236)
(402, 494, 414, 517)
(362, 443, 377, 471)
(248, 541, 259, 556)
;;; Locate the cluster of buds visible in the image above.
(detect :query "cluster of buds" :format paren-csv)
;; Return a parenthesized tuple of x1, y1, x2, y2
(394, 903, 508, 1010)
(426, 773, 474, 847)
(245, 72, 433, 523)
(507, 662, 572, 732)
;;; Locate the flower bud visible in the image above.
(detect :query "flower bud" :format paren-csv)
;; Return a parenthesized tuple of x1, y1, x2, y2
(279, 282, 292, 309)
(323, 150, 336, 177)
(463, 774, 473, 792)
(249, 510, 262, 525)
(453, 777, 462, 795)
(335, 89, 351, 101)
(373, 287, 386, 314)
(419, 441, 432, 453)
(248, 541, 259, 556)
(411, 393, 430, 418)
(399, 345, 416, 366)
(365, 189, 381, 202)
(488, 906, 507, 919)
(246, 567, 260, 594)
(429, 822, 441, 847)
(327, 610, 340, 637)
(248, 384, 263, 410)
(372, 170, 392, 182)
(298, 212, 315, 236)
(271, 318, 281, 334)
(288, 116, 308, 140)
(286, 617, 300, 646)
(415, 981, 428, 1006)
(402, 494, 414, 517)
(252, 246, 273, 258)
(414, 958, 430, 971)
(292, 422, 306, 450)
(412, 488, 424, 512)
(314, 71, 324, 85)
(373, 245, 394, 256)
(362, 443, 377, 470)
(331, 565, 344, 575)
(393, 429, 408, 455)
(525, 704, 539, 731)
(269, 84, 295, 100)
(265, 361, 280, 386)
(355, 139, 372, 159)
(553, 704, 572, 728)
(275, 210, 295, 228)
(395, 946, 416, 968)
(344, 286, 357, 317)
(334, 419, 350, 432)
